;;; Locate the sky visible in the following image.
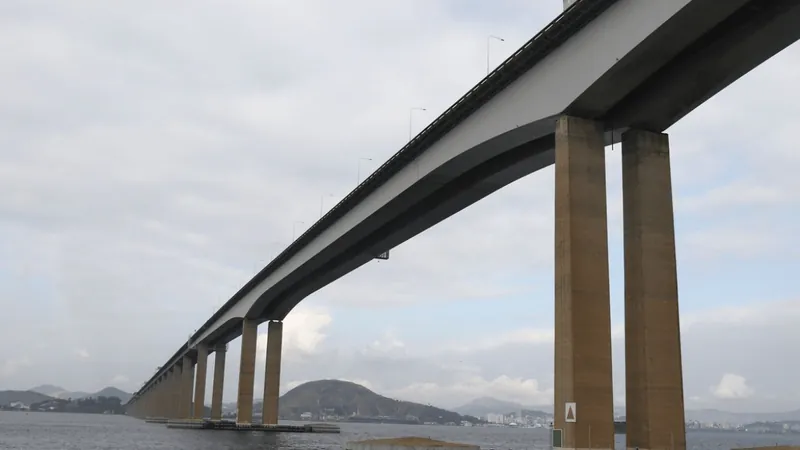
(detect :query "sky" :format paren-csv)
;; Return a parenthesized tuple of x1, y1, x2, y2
(1, 0, 799, 414)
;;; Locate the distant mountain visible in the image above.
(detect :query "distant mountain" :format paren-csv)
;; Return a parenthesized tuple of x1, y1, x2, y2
(29, 385, 130, 403)
(685, 408, 800, 425)
(454, 396, 550, 418)
(0, 390, 54, 406)
(90, 387, 132, 403)
(274, 379, 481, 424)
(30, 385, 90, 400)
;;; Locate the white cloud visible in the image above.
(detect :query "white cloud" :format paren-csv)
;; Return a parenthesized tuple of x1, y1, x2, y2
(0, 357, 32, 378)
(75, 349, 90, 360)
(365, 331, 407, 355)
(256, 306, 333, 363)
(711, 374, 754, 400)
(110, 375, 130, 385)
(389, 375, 553, 409)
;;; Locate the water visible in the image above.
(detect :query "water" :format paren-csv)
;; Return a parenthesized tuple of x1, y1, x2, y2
(1, 412, 800, 450)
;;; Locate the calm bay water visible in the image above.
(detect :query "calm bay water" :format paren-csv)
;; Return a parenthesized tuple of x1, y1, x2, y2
(2, 412, 800, 450)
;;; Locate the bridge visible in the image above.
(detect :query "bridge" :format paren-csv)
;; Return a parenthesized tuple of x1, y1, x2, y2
(124, 0, 800, 449)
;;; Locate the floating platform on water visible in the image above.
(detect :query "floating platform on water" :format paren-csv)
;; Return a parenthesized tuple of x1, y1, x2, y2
(164, 419, 340, 433)
(346, 437, 479, 450)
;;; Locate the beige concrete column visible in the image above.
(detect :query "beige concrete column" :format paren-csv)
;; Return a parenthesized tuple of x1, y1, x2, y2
(158, 376, 169, 418)
(553, 115, 614, 450)
(148, 382, 155, 417)
(171, 365, 182, 419)
(180, 355, 195, 419)
(193, 343, 209, 419)
(143, 391, 150, 418)
(236, 319, 258, 424)
(164, 372, 172, 418)
(622, 129, 686, 450)
(262, 320, 283, 425)
(211, 344, 226, 420)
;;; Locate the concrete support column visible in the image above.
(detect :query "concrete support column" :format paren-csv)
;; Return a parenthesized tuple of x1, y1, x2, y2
(146, 385, 153, 418)
(164, 373, 172, 418)
(143, 391, 151, 418)
(171, 365, 182, 419)
(211, 344, 227, 420)
(262, 320, 283, 425)
(553, 115, 614, 450)
(193, 343, 209, 419)
(180, 355, 195, 419)
(158, 377, 169, 418)
(236, 319, 258, 424)
(622, 129, 686, 450)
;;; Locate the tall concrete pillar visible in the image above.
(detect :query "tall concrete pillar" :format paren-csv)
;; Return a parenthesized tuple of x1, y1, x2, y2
(171, 365, 182, 419)
(193, 343, 209, 419)
(164, 372, 172, 418)
(236, 319, 258, 424)
(622, 129, 686, 450)
(262, 320, 283, 425)
(147, 384, 154, 418)
(158, 376, 168, 418)
(144, 390, 151, 418)
(211, 344, 226, 420)
(553, 115, 614, 450)
(180, 355, 195, 419)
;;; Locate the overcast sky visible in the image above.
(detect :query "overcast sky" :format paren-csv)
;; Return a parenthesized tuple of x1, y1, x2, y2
(1, 0, 799, 414)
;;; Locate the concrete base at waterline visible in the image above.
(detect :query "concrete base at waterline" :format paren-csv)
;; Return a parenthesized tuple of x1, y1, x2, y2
(346, 437, 479, 450)
(164, 419, 340, 433)
(144, 417, 168, 424)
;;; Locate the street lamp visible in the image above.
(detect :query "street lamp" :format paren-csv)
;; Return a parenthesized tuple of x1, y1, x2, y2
(409, 107, 427, 141)
(487, 35, 505, 74)
(292, 221, 305, 241)
(320, 193, 335, 218)
(357, 157, 373, 184)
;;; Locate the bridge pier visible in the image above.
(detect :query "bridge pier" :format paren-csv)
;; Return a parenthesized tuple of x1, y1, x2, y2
(169, 366, 181, 418)
(158, 375, 169, 417)
(262, 320, 283, 425)
(236, 318, 258, 424)
(211, 344, 227, 420)
(180, 355, 195, 419)
(553, 115, 614, 450)
(193, 343, 208, 419)
(622, 130, 686, 450)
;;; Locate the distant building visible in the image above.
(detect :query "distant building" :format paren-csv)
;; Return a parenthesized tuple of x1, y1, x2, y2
(300, 412, 313, 420)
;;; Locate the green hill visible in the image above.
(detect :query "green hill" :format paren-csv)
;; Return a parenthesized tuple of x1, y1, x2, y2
(275, 379, 480, 424)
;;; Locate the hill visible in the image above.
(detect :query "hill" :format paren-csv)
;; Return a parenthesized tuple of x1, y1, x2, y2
(685, 408, 800, 425)
(0, 390, 54, 406)
(90, 387, 132, 403)
(454, 396, 550, 418)
(276, 380, 480, 424)
(29, 385, 131, 403)
(30, 385, 90, 400)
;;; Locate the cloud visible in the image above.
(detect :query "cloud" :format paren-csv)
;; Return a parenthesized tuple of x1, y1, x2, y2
(75, 349, 90, 360)
(266, 298, 800, 411)
(110, 375, 130, 385)
(388, 376, 553, 409)
(711, 374, 754, 400)
(256, 306, 332, 361)
(0, 357, 32, 378)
